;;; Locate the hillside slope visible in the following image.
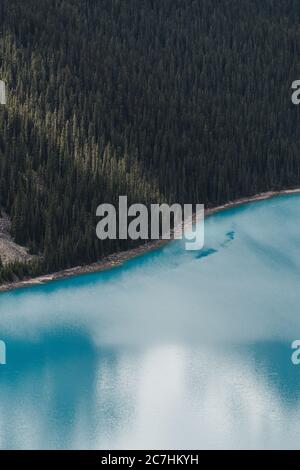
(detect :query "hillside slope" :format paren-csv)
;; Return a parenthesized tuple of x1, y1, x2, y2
(0, 0, 300, 282)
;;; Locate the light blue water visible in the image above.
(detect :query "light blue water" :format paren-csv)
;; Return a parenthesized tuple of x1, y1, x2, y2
(0, 194, 300, 450)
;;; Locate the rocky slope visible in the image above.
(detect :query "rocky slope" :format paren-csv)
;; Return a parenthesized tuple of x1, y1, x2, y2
(0, 212, 33, 265)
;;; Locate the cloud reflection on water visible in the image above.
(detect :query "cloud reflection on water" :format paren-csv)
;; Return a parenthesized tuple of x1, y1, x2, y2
(0, 194, 300, 448)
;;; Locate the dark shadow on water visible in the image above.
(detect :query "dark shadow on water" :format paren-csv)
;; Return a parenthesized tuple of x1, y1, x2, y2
(196, 248, 218, 259)
(0, 329, 130, 449)
(237, 340, 300, 408)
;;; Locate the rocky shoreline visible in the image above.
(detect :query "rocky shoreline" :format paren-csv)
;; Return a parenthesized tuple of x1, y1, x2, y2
(0, 188, 299, 293)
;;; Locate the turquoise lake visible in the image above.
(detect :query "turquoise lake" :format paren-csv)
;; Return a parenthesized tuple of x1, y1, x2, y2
(0, 194, 300, 450)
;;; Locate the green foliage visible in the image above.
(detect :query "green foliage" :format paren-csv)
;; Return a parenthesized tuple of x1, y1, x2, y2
(0, 0, 300, 281)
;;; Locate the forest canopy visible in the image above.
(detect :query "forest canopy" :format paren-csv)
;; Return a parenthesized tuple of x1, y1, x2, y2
(0, 0, 300, 281)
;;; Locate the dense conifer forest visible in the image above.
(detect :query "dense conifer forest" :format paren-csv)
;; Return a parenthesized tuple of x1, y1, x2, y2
(0, 0, 300, 282)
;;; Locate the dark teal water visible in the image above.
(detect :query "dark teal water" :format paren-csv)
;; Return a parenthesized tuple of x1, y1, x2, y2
(0, 194, 300, 449)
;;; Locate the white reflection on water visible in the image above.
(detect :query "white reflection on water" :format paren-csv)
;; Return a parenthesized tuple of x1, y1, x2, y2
(0, 342, 299, 449)
(0, 194, 300, 449)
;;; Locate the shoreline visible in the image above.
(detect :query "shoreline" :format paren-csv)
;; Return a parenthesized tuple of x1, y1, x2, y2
(1, 188, 300, 293)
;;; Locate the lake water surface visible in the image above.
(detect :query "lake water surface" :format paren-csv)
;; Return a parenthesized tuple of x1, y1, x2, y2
(0, 194, 300, 449)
